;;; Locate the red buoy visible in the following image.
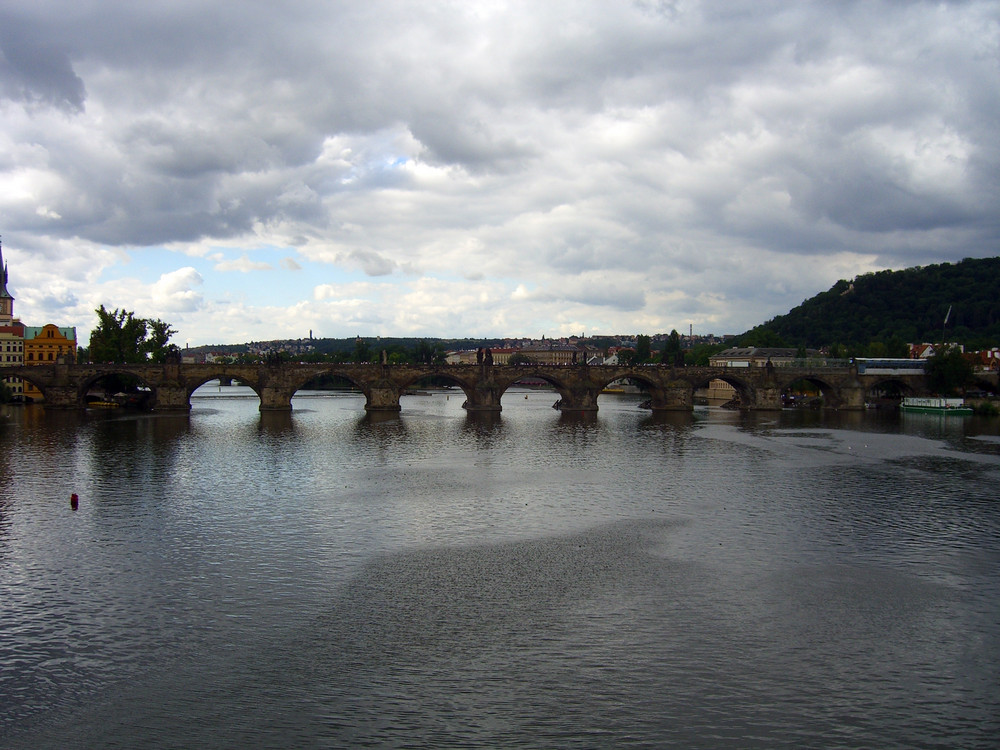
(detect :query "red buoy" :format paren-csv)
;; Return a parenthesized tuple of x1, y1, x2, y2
(70, 493, 79, 510)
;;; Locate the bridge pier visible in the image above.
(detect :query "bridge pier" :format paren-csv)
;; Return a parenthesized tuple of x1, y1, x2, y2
(40, 385, 82, 409)
(838, 385, 867, 410)
(153, 385, 193, 411)
(554, 387, 600, 412)
(648, 384, 694, 411)
(259, 386, 294, 411)
(749, 386, 783, 410)
(365, 384, 402, 412)
(462, 384, 503, 412)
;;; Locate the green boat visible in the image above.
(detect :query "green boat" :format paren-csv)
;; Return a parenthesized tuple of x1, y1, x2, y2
(900, 397, 973, 415)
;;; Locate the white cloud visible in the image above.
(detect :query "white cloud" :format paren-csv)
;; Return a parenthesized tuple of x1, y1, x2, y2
(214, 255, 273, 273)
(149, 267, 204, 313)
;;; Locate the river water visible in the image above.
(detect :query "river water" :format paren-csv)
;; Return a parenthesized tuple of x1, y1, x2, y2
(1, 385, 998, 749)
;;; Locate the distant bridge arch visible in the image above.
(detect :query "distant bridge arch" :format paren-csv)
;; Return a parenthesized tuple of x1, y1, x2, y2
(772, 372, 842, 409)
(684, 370, 755, 409)
(491, 365, 583, 410)
(395, 368, 477, 409)
(861, 376, 919, 402)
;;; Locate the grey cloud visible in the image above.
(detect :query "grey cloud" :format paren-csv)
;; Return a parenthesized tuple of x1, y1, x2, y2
(33, 291, 79, 309)
(528, 276, 647, 312)
(409, 112, 537, 171)
(339, 249, 397, 277)
(0, 15, 85, 111)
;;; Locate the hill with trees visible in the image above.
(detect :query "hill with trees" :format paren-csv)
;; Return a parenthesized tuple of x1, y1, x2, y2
(740, 257, 1000, 354)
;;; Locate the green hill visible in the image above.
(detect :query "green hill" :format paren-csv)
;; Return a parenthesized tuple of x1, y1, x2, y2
(741, 257, 1000, 352)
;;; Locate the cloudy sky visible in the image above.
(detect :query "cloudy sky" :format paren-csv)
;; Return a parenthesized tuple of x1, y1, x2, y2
(1, 1, 997, 347)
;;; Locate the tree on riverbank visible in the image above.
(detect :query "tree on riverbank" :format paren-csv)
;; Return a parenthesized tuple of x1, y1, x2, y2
(86, 306, 179, 363)
(924, 345, 974, 396)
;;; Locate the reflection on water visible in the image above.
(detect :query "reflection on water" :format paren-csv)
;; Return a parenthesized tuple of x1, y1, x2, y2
(1, 396, 998, 749)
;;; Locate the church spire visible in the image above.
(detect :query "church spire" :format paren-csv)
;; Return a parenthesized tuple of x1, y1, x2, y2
(0, 237, 14, 319)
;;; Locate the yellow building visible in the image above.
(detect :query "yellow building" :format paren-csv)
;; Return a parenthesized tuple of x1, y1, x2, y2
(22, 325, 77, 402)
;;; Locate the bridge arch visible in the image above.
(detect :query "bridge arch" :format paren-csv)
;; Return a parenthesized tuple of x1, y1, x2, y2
(775, 374, 842, 409)
(8, 369, 51, 404)
(184, 371, 263, 406)
(861, 376, 917, 405)
(687, 372, 754, 409)
(239, 365, 375, 411)
(590, 368, 679, 410)
(79, 368, 158, 409)
(396, 368, 477, 407)
(285, 367, 366, 398)
(492, 366, 580, 410)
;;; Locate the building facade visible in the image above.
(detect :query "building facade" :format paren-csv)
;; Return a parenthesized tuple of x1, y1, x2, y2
(0, 242, 24, 399)
(22, 324, 77, 402)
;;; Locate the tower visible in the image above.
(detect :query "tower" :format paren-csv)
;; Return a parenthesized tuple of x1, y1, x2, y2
(0, 238, 25, 399)
(0, 238, 14, 323)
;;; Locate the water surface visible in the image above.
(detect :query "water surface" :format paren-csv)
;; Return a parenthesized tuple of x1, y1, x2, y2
(2, 388, 998, 748)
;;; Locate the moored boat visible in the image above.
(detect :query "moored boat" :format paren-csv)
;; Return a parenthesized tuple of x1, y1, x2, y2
(899, 396, 972, 415)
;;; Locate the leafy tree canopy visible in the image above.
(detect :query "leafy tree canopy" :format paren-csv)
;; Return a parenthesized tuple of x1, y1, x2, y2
(924, 345, 974, 396)
(661, 330, 684, 366)
(635, 334, 652, 363)
(684, 342, 727, 367)
(88, 305, 178, 363)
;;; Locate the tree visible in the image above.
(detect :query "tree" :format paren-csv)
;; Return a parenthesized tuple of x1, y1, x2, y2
(685, 342, 727, 367)
(88, 306, 179, 364)
(828, 342, 849, 360)
(146, 319, 179, 363)
(635, 335, 652, 363)
(413, 340, 437, 364)
(615, 348, 637, 366)
(661, 330, 683, 366)
(866, 341, 887, 358)
(739, 327, 787, 348)
(89, 306, 148, 363)
(885, 336, 909, 358)
(924, 345, 974, 396)
(352, 338, 372, 363)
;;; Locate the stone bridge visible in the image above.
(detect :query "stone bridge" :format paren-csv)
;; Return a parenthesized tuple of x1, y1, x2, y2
(0, 360, 949, 413)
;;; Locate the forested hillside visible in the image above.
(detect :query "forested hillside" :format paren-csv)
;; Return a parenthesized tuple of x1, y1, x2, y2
(741, 257, 1000, 351)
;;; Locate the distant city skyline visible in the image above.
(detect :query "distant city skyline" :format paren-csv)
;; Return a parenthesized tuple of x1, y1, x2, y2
(1, 1, 997, 347)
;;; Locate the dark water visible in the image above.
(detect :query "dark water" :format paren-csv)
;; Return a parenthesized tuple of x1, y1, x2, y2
(1, 387, 998, 749)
